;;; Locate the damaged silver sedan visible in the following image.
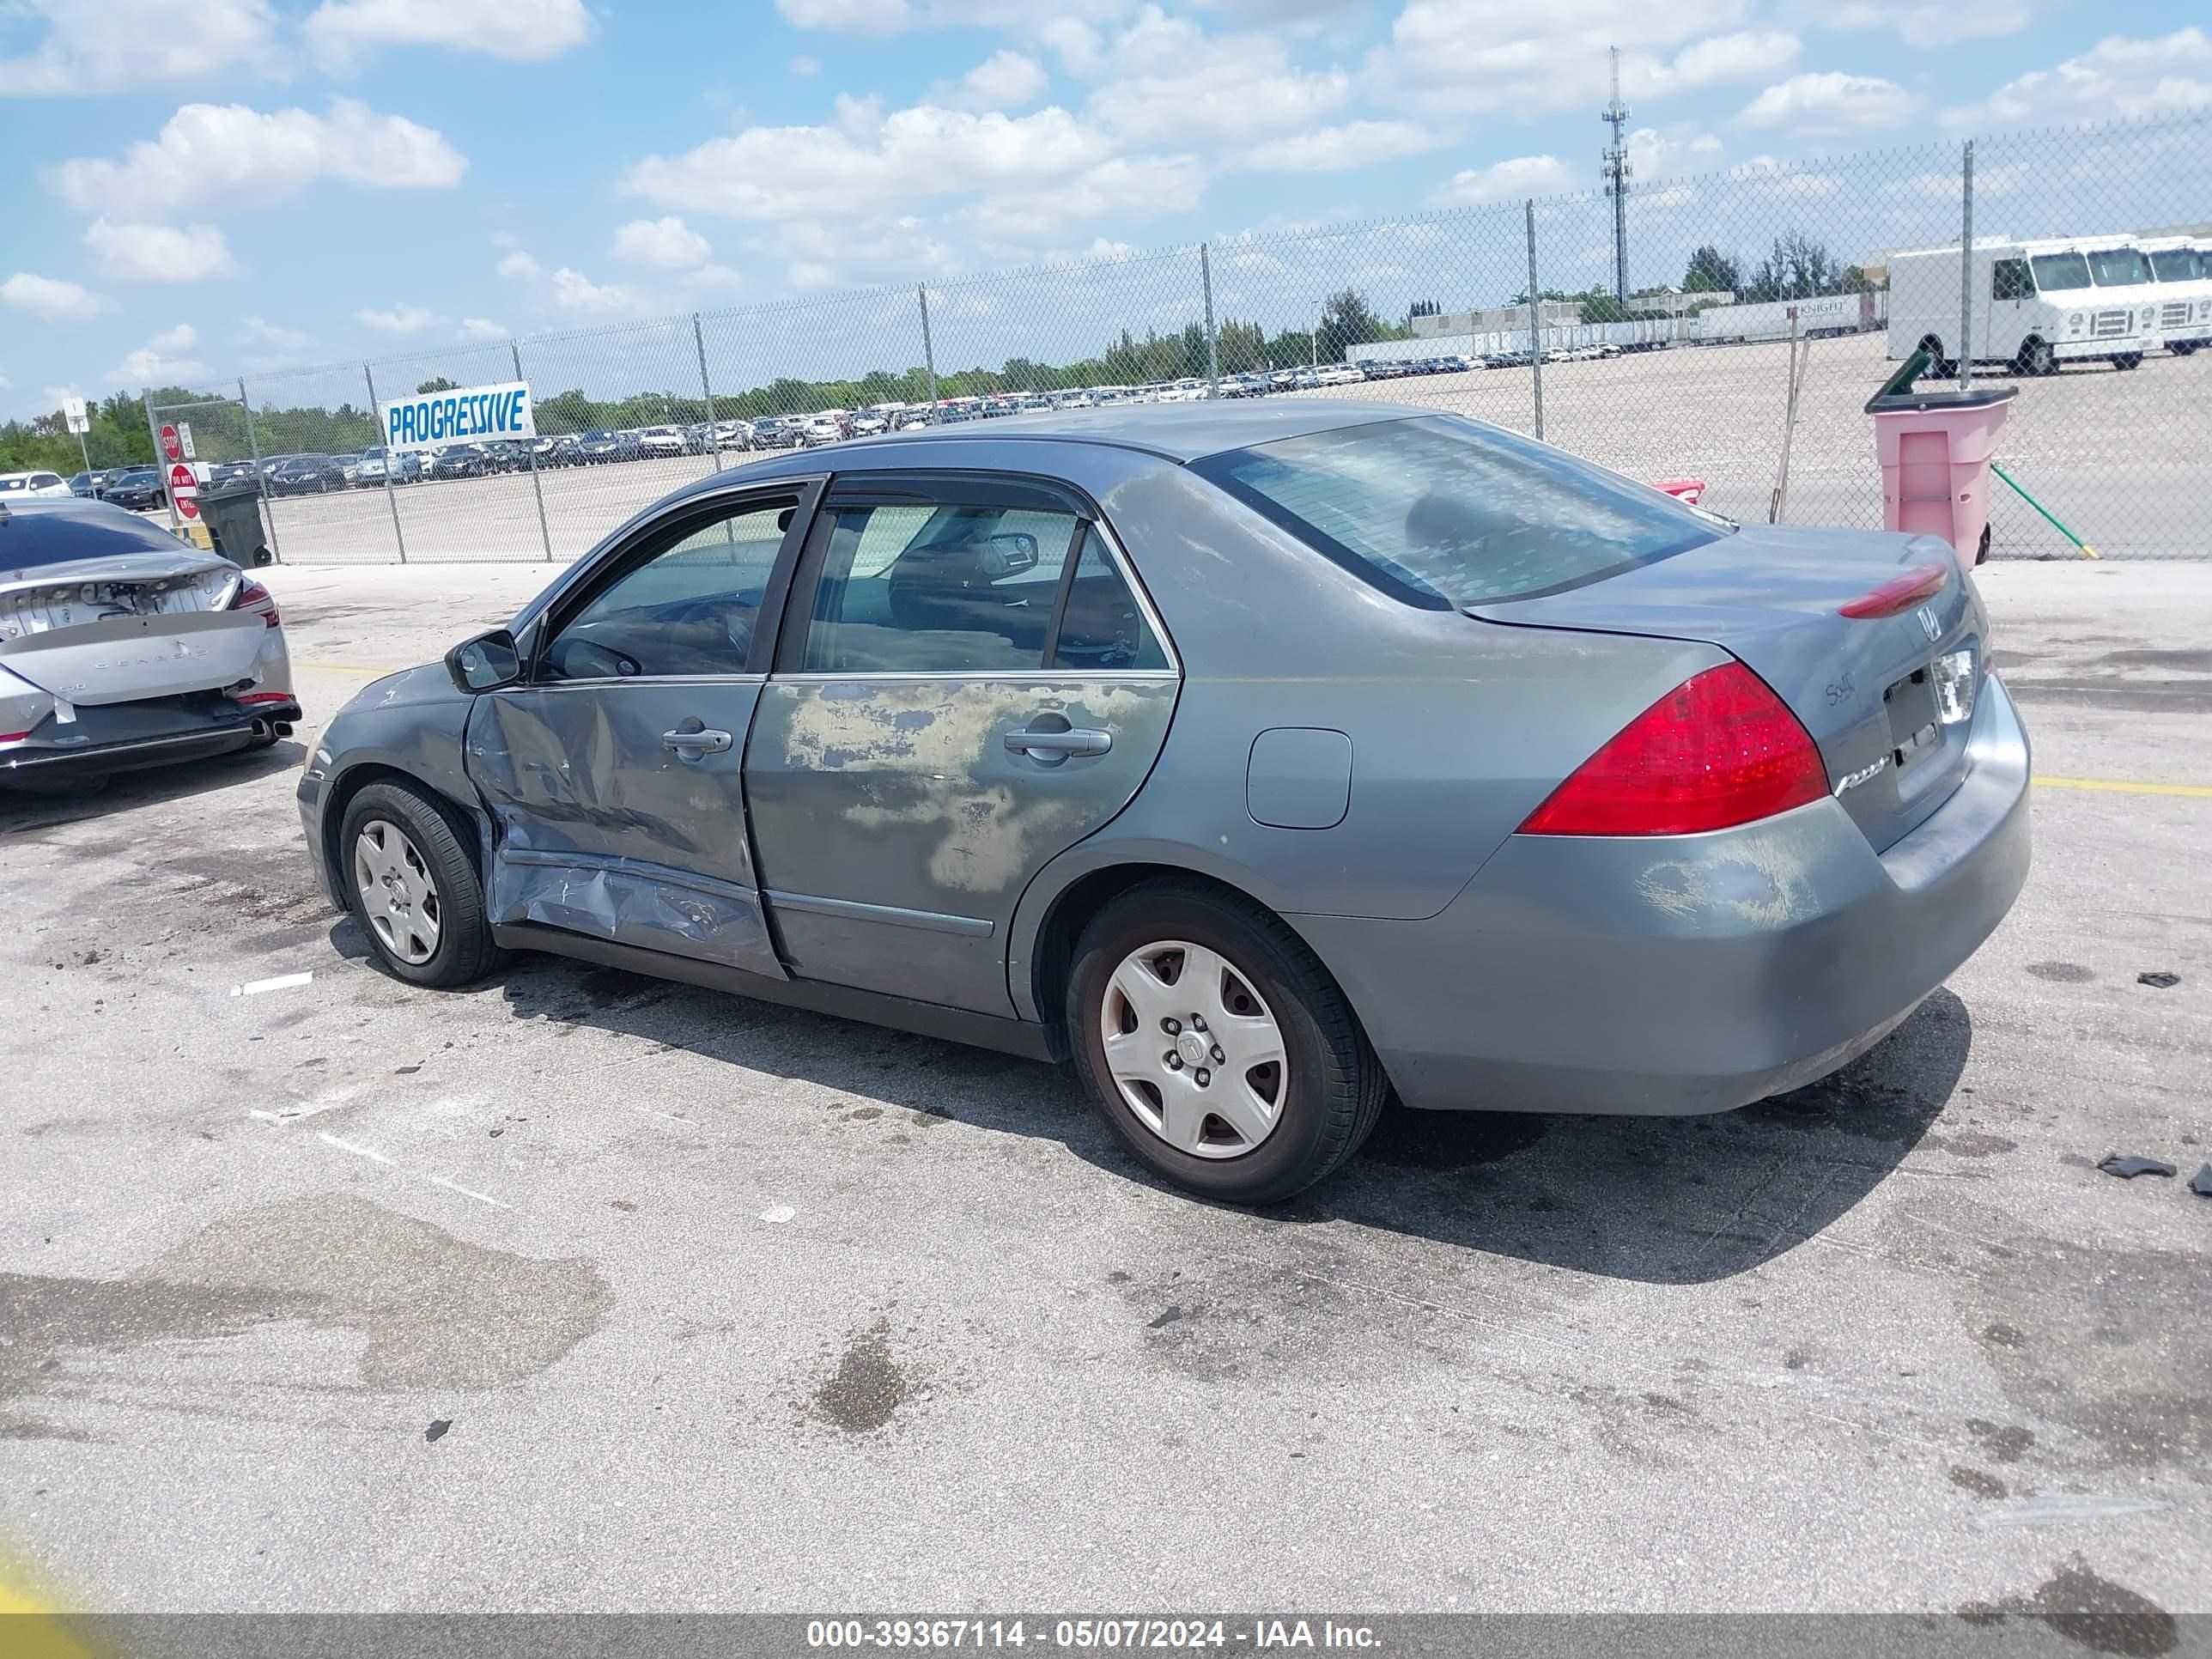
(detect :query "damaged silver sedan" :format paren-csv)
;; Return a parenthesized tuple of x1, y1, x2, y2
(0, 497, 300, 789)
(300, 404, 2028, 1203)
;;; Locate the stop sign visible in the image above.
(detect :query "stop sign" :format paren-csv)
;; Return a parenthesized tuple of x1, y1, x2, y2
(161, 423, 180, 462)
(169, 462, 200, 520)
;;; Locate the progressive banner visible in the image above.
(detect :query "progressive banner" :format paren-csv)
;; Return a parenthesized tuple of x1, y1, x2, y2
(380, 380, 536, 453)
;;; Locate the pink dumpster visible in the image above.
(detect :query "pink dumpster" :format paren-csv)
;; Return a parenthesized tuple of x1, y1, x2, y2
(1865, 384, 2016, 570)
(1652, 477, 1706, 505)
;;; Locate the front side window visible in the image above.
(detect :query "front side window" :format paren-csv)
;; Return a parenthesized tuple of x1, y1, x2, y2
(1191, 414, 1719, 608)
(1991, 259, 2034, 301)
(800, 501, 1079, 673)
(2031, 252, 2091, 292)
(542, 501, 790, 681)
(2087, 247, 2152, 287)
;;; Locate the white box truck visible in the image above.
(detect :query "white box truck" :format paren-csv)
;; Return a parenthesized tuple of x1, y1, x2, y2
(1690, 291, 1882, 344)
(2138, 235, 2212, 355)
(1888, 237, 2155, 375)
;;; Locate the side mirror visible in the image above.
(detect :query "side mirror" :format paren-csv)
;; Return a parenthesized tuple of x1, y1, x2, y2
(446, 628, 523, 694)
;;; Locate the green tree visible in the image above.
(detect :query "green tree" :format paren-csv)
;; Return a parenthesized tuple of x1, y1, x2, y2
(415, 376, 459, 394)
(1683, 245, 1741, 294)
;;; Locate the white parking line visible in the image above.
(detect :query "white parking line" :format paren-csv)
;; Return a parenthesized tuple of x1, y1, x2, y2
(232, 971, 314, 997)
(429, 1175, 512, 1210)
(317, 1131, 392, 1165)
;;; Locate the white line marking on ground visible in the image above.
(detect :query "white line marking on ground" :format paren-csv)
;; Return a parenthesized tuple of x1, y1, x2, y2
(248, 1097, 352, 1125)
(629, 1102, 693, 1124)
(317, 1131, 391, 1165)
(232, 971, 313, 997)
(429, 1175, 511, 1210)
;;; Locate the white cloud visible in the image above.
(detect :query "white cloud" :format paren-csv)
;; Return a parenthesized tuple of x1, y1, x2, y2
(1, 272, 106, 319)
(1813, 1, 2042, 49)
(933, 49, 1050, 112)
(495, 250, 545, 281)
(547, 268, 635, 315)
(356, 303, 442, 334)
(624, 99, 1115, 222)
(1633, 31, 1801, 99)
(0, 0, 282, 97)
(238, 315, 309, 349)
(305, 0, 593, 70)
(1238, 120, 1443, 173)
(1737, 71, 1919, 138)
(791, 55, 822, 76)
(1429, 154, 1577, 206)
(775, 0, 913, 31)
(611, 216, 714, 270)
(51, 100, 469, 213)
(458, 317, 507, 341)
(111, 325, 209, 386)
(1626, 125, 1726, 180)
(83, 219, 240, 282)
(1365, 3, 1771, 118)
(1943, 28, 2212, 128)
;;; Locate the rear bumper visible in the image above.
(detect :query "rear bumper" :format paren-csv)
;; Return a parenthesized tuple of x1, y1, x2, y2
(1299, 675, 2032, 1116)
(0, 696, 301, 782)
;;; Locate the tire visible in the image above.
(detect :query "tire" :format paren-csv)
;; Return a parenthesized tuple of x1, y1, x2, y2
(1917, 336, 1956, 379)
(2173, 342, 2198, 357)
(1065, 879, 1386, 1204)
(338, 781, 501, 988)
(2114, 353, 2142, 372)
(1976, 523, 1992, 567)
(2014, 337, 2057, 378)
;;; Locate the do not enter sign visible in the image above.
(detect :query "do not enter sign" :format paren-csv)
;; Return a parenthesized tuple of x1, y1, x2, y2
(161, 423, 181, 462)
(169, 462, 200, 520)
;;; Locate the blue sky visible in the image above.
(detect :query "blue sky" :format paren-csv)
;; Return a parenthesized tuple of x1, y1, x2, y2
(2, 0, 2209, 416)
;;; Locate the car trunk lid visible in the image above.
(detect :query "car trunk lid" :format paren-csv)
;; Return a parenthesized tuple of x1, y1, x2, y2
(0, 551, 267, 706)
(1466, 524, 1985, 852)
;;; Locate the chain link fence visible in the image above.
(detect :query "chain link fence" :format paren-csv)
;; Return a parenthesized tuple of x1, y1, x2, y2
(191, 110, 2209, 567)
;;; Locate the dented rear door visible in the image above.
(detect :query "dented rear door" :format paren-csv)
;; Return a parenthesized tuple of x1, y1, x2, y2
(743, 477, 1178, 1016)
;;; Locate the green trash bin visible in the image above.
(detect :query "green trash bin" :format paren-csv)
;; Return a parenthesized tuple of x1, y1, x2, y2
(198, 478, 275, 568)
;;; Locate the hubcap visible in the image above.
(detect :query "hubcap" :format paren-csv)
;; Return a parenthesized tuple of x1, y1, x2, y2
(352, 818, 442, 965)
(1100, 939, 1288, 1159)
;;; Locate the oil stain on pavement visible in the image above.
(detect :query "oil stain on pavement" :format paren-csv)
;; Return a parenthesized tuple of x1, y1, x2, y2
(811, 1317, 909, 1433)
(0, 1194, 610, 1437)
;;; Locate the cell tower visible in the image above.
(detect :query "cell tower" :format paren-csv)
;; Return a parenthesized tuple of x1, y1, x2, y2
(1601, 45, 1631, 306)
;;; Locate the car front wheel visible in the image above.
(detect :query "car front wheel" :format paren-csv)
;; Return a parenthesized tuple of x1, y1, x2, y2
(340, 781, 501, 988)
(1066, 880, 1386, 1204)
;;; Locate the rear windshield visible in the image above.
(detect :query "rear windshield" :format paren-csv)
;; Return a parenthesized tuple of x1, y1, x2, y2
(1188, 414, 1720, 607)
(0, 503, 198, 573)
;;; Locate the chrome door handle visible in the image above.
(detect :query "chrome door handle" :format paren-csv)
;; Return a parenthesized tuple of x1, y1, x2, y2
(1005, 726, 1111, 759)
(662, 726, 733, 756)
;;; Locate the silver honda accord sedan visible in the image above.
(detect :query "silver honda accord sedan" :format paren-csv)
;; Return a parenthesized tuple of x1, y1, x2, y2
(299, 402, 2030, 1202)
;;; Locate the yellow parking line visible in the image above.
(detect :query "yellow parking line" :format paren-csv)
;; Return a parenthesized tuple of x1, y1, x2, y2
(2036, 775, 2212, 799)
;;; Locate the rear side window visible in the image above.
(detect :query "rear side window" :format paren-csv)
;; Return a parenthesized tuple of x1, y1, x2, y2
(799, 501, 1080, 673)
(1189, 414, 1719, 608)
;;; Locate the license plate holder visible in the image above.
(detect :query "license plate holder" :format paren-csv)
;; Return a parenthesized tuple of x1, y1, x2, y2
(1885, 667, 1942, 770)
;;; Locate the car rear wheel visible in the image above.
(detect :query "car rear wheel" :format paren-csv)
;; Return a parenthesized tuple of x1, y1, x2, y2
(1066, 880, 1385, 1204)
(340, 781, 500, 989)
(2114, 352, 2143, 371)
(2014, 337, 2057, 377)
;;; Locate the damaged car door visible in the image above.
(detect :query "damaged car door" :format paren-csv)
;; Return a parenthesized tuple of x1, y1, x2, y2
(743, 475, 1180, 1015)
(465, 489, 811, 976)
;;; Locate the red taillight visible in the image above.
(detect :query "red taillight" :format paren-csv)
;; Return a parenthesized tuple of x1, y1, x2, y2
(1838, 562, 1948, 619)
(1518, 662, 1827, 837)
(0, 732, 27, 744)
(231, 691, 293, 706)
(231, 576, 281, 628)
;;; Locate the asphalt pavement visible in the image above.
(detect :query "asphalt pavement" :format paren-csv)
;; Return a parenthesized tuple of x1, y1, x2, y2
(0, 560, 2206, 1617)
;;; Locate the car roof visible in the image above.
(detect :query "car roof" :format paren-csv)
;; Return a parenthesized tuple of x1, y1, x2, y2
(817, 398, 1419, 464)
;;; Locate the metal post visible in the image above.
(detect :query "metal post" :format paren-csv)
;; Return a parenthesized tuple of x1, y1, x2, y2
(1525, 200, 1546, 441)
(1959, 139, 1974, 392)
(239, 378, 280, 563)
(1310, 299, 1320, 369)
(1200, 243, 1220, 398)
(512, 342, 554, 562)
(918, 285, 939, 424)
(693, 313, 723, 475)
(142, 388, 180, 533)
(362, 364, 408, 564)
